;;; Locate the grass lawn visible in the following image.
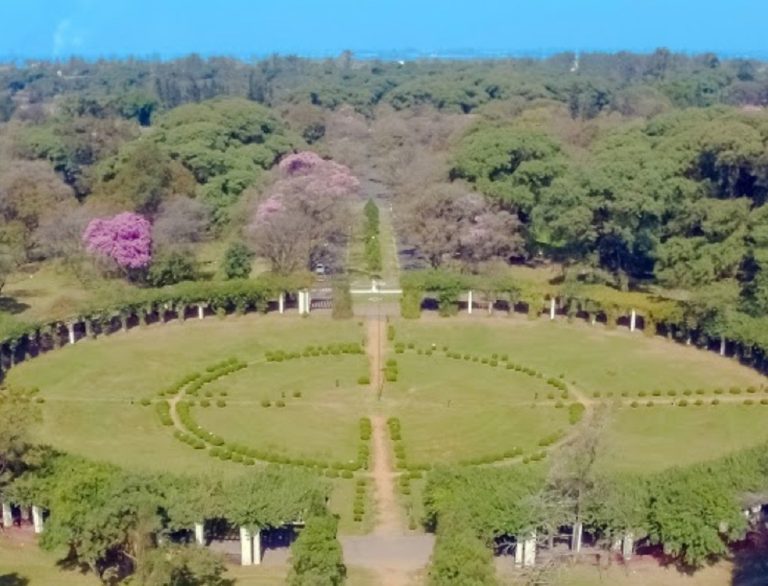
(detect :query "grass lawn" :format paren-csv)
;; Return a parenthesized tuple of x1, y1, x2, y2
(0, 534, 99, 586)
(600, 404, 768, 473)
(197, 356, 370, 464)
(394, 317, 764, 395)
(383, 353, 571, 464)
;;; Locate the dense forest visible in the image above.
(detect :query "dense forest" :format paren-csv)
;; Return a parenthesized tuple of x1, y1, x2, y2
(2, 50, 768, 304)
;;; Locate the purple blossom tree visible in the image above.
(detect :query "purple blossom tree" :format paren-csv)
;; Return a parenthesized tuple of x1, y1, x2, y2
(82, 212, 152, 271)
(250, 151, 360, 273)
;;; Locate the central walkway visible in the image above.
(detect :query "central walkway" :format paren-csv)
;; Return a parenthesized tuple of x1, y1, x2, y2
(340, 317, 434, 585)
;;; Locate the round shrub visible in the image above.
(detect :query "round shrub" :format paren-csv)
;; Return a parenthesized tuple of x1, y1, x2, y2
(678, 399, 688, 407)
(630, 401, 639, 408)
(200, 399, 211, 407)
(683, 389, 692, 396)
(216, 399, 226, 407)
(261, 399, 271, 407)
(140, 398, 152, 406)
(694, 399, 703, 406)
(667, 390, 677, 397)
(341, 470, 353, 479)
(276, 400, 286, 407)
(293, 390, 302, 398)
(744, 399, 755, 405)
(638, 391, 647, 398)
(712, 399, 721, 405)
(646, 401, 654, 407)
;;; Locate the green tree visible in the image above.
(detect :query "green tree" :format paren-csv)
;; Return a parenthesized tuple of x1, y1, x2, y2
(221, 242, 254, 280)
(288, 515, 346, 586)
(147, 252, 199, 287)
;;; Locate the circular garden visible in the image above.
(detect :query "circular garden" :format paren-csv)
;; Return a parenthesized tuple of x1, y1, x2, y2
(5, 313, 768, 527)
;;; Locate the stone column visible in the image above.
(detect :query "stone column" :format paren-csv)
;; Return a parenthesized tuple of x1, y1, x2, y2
(467, 290, 473, 315)
(488, 297, 493, 315)
(253, 529, 261, 565)
(549, 298, 556, 321)
(630, 309, 637, 332)
(32, 505, 44, 534)
(686, 335, 692, 346)
(1, 502, 12, 527)
(278, 293, 285, 314)
(305, 290, 311, 314)
(523, 532, 537, 567)
(240, 526, 253, 566)
(197, 305, 204, 320)
(572, 521, 583, 552)
(194, 522, 205, 545)
(514, 536, 524, 567)
(720, 338, 726, 356)
(68, 323, 76, 345)
(621, 532, 634, 560)
(297, 291, 304, 315)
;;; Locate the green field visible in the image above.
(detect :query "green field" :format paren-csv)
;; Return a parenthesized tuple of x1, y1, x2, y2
(7, 313, 768, 479)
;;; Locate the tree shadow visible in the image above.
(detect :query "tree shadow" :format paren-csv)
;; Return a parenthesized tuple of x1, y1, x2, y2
(0, 573, 30, 586)
(731, 531, 768, 585)
(0, 296, 31, 314)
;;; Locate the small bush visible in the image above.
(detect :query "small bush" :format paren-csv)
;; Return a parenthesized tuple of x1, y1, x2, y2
(216, 399, 226, 407)
(744, 399, 755, 405)
(140, 397, 152, 406)
(683, 389, 692, 396)
(261, 399, 271, 408)
(714, 388, 724, 395)
(638, 391, 647, 397)
(293, 390, 302, 398)
(630, 401, 639, 408)
(712, 399, 720, 405)
(667, 390, 677, 397)
(200, 399, 210, 407)
(276, 400, 286, 407)
(678, 399, 689, 407)
(646, 401, 655, 407)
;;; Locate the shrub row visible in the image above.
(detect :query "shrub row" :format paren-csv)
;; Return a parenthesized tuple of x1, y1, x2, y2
(384, 359, 398, 383)
(156, 372, 201, 398)
(538, 430, 565, 447)
(353, 478, 367, 522)
(266, 343, 364, 362)
(155, 401, 172, 426)
(457, 447, 524, 466)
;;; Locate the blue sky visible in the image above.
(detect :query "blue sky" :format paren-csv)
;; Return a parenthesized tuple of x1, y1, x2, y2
(0, 0, 765, 60)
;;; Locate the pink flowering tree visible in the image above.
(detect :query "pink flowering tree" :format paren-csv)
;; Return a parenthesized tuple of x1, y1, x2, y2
(82, 212, 152, 276)
(250, 152, 360, 274)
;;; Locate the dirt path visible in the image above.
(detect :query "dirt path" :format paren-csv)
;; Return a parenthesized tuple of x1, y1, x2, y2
(370, 415, 403, 536)
(367, 318, 383, 393)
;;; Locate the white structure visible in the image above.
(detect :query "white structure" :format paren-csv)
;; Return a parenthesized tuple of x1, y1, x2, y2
(621, 532, 634, 560)
(239, 526, 261, 566)
(467, 290, 473, 315)
(68, 323, 76, 345)
(1, 502, 11, 527)
(720, 338, 726, 356)
(197, 304, 205, 320)
(32, 505, 44, 534)
(194, 522, 205, 545)
(630, 309, 637, 332)
(522, 532, 537, 566)
(549, 298, 556, 321)
(572, 521, 583, 552)
(278, 293, 285, 314)
(514, 533, 537, 567)
(297, 290, 311, 315)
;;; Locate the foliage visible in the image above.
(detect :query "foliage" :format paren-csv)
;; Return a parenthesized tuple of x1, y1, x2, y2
(133, 545, 231, 586)
(221, 241, 254, 280)
(427, 512, 498, 586)
(288, 515, 346, 586)
(331, 278, 353, 319)
(147, 252, 198, 287)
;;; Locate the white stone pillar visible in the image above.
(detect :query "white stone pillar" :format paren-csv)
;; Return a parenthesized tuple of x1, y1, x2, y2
(68, 323, 75, 345)
(621, 532, 634, 560)
(488, 297, 493, 315)
(630, 309, 637, 332)
(194, 522, 205, 545)
(572, 521, 583, 552)
(240, 526, 253, 566)
(278, 293, 285, 314)
(720, 338, 726, 356)
(297, 291, 305, 315)
(514, 537, 524, 567)
(197, 305, 204, 320)
(32, 505, 43, 534)
(549, 298, 556, 321)
(253, 529, 261, 565)
(523, 532, 537, 567)
(467, 290, 473, 315)
(686, 335, 692, 346)
(305, 290, 311, 314)
(1, 502, 12, 527)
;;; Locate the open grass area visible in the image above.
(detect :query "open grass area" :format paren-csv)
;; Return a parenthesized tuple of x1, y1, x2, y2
(196, 357, 369, 464)
(394, 317, 764, 395)
(383, 353, 571, 464)
(6, 312, 768, 494)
